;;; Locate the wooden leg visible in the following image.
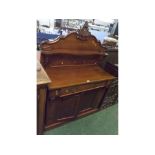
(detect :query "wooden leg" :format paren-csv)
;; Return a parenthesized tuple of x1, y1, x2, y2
(37, 87, 46, 135)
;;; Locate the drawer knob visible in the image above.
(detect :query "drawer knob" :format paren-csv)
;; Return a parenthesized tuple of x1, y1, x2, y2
(55, 90, 59, 95)
(65, 89, 69, 93)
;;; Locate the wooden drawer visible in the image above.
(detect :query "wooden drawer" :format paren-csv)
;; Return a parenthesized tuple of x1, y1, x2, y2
(50, 89, 60, 97)
(50, 81, 108, 97)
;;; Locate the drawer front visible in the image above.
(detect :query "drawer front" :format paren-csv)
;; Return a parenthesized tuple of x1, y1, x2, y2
(50, 89, 60, 97)
(50, 81, 108, 97)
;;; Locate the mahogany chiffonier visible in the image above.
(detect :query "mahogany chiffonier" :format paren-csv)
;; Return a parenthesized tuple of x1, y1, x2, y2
(40, 22, 116, 131)
(37, 61, 51, 134)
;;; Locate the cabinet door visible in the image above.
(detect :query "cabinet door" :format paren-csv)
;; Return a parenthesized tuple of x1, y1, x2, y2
(45, 97, 61, 125)
(45, 87, 106, 126)
(45, 94, 79, 125)
(78, 87, 106, 115)
(56, 94, 79, 121)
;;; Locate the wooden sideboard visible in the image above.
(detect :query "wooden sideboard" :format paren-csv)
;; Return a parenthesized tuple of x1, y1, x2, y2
(43, 65, 115, 130)
(39, 22, 116, 132)
(37, 61, 51, 134)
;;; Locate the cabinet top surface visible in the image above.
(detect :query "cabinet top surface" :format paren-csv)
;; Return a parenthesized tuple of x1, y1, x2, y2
(45, 64, 115, 89)
(37, 61, 51, 85)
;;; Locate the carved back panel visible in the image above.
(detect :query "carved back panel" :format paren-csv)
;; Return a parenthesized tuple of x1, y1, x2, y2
(40, 24, 106, 68)
(41, 32, 104, 52)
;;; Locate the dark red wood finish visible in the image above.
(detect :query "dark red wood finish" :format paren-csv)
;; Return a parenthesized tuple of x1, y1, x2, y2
(40, 24, 116, 131)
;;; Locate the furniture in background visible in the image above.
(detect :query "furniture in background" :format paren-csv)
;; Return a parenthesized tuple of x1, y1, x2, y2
(102, 47, 118, 66)
(40, 22, 116, 132)
(101, 36, 118, 66)
(100, 62, 118, 109)
(37, 61, 51, 135)
(37, 32, 59, 50)
(99, 35, 118, 109)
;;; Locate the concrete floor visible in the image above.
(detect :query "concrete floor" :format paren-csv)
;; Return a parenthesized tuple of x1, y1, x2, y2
(44, 104, 118, 135)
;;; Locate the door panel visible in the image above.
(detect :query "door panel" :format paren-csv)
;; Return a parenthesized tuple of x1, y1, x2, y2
(56, 94, 79, 121)
(78, 90, 96, 113)
(78, 87, 106, 114)
(45, 87, 106, 126)
(45, 97, 61, 125)
(45, 94, 79, 125)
